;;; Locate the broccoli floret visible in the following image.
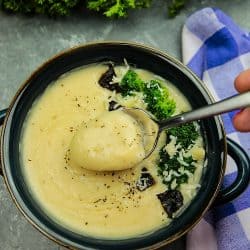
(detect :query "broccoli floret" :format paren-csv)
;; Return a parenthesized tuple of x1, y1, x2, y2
(148, 98, 176, 120)
(167, 122, 199, 149)
(144, 80, 176, 120)
(120, 71, 176, 120)
(120, 69, 145, 96)
(144, 80, 167, 105)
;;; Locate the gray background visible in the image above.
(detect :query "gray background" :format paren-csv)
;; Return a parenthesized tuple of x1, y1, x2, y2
(1, 1, 250, 249)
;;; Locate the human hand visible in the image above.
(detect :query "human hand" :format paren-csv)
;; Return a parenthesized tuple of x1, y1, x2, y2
(233, 69, 250, 132)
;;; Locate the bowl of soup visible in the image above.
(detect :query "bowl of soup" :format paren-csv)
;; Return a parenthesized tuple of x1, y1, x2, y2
(0, 41, 249, 249)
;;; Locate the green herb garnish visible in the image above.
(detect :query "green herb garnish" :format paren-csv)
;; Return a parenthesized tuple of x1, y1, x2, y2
(120, 70, 176, 120)
(167, 122, 199, 149)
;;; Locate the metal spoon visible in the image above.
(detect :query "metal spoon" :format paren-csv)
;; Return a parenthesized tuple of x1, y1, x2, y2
(123, 91, 250, 160)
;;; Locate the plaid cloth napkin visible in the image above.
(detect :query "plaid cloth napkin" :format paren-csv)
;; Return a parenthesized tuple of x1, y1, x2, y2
(182, 7, 250, 250)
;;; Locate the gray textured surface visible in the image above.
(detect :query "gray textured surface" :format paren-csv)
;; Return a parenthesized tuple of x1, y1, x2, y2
(1, 1, 250, 249)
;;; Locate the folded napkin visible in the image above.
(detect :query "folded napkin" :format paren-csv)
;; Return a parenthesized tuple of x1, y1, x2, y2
(182, 7, 250, 250)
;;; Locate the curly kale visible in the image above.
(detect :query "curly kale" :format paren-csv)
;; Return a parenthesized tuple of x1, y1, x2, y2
(120, 70, 176, 120)
(167, 122, 199, 149)
(86, 0, 152, 18)
(1, 0, 79, 16)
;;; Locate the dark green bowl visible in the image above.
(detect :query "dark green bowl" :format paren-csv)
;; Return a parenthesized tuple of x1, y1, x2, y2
(1, 42, 250, 250)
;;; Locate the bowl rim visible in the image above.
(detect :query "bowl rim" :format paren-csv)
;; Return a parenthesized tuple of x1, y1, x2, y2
(0, 40, 227, 250)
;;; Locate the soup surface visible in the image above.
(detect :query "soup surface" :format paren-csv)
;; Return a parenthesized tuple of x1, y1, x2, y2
(21, 63, 205, 239)
(70, 109, 146, 171)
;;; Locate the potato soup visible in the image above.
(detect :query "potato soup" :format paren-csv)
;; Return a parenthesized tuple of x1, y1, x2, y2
(20, 63, 205, 239)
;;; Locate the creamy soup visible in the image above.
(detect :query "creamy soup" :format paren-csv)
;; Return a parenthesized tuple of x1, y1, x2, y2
(70, 110, 145, 171)
(21, 63, 205, 239)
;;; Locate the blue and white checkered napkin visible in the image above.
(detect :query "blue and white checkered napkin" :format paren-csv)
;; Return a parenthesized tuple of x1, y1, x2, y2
(182, 7, 250, 250)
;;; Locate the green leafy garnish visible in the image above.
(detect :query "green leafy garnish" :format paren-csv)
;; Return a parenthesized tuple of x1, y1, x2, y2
(120, 70, 176, 120)
(144, 80, 176, 120)
(116, 68, 199, 189)
(158, 148, 196, 189)
(120, 69, 145, 95)
(167, 122, 199, 149)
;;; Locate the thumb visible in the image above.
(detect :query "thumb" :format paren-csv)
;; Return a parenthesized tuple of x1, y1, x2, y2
(233, 107, 250, 132)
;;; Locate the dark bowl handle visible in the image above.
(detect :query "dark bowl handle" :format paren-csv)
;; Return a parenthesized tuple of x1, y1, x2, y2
(0, 108, 7, 126)
(0, 108, 7, 176)
(214, 137, 250, 205)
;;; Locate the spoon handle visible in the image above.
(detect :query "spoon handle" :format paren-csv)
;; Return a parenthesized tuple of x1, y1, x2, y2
(159, 91, 250, 130)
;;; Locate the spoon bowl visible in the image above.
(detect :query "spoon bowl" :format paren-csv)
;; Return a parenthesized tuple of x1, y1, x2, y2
(123, 91, 250, 160)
